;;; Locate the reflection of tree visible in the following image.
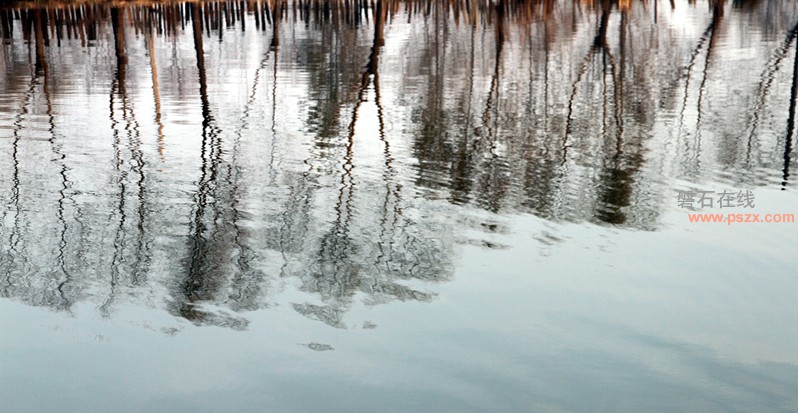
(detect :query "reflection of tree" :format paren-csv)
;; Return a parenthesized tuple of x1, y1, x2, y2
(144, 10, 166, 157)
(299, 0, 381, 324)
(413, 0, 450, 193)
(1, 0, 796, 328)
(2, 9, 85, 311)
(739, 17, 798, 187)
(224, 49, 273, 312)
(170, 3, 270, 327)
(691, 0, 724, 173)
(288, 1, 450, 328)
(32, 9, 48, 74)
(674, 19, 713, 171)
(473, 0, 510, 213)
(103, 6, 126, 315)
(0, 68, 36, 305)
(0, 8, 13, 40)
(175, 3, 241, 326)
(101, 7, 152, 316)
(448, 23, 477, 206)
(782, 35, 798, 188)
(43, 28, 74, 312)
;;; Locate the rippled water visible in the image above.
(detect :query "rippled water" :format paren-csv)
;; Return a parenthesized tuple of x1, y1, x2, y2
(1, 1, 797, 411)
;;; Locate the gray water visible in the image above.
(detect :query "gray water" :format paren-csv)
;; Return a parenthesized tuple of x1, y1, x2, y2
(1, 1, 797, 412)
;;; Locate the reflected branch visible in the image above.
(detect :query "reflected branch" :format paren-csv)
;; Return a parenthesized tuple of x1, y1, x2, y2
(43, 51, 73, 311)
(782, 36, 798, 189)
(145, 13, 167, 158)
(691, 1, 724, 169)
(746, 20, 798, 164)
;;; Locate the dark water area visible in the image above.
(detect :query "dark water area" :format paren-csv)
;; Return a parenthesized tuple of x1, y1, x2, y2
(1, 1, 797, 412)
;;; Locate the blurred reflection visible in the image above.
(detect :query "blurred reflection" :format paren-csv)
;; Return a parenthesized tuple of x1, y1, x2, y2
(0, 0, 796, 327)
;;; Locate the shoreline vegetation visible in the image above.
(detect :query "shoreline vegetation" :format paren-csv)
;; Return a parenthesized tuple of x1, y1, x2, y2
(0, 0, 700, 24)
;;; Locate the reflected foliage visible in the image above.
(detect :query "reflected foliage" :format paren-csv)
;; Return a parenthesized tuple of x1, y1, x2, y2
(0, 0, 796, 328)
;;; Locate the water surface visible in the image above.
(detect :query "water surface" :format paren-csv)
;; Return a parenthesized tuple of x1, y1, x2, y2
(1, 1, 797, 412)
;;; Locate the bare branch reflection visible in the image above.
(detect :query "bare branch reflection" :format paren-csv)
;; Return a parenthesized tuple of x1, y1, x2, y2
(0, 0, 795, 328)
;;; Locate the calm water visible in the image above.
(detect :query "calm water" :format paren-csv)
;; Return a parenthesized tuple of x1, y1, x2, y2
(1, 0, 797, 411)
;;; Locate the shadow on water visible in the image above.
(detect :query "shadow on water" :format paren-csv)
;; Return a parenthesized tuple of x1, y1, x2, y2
(0, 0, 796, 328)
